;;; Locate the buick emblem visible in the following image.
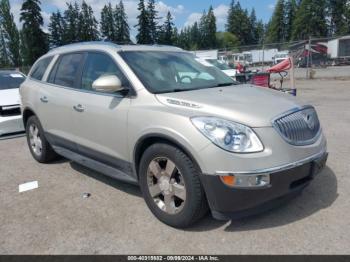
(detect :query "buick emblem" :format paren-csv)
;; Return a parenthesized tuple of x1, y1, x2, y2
(304, 113, 316, 130)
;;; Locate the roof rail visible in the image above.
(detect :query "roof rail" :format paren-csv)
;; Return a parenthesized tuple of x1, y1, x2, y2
(48, 41, 121, 53)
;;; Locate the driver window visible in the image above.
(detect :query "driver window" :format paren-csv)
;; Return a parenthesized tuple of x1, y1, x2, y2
(81, 52, 129, 92)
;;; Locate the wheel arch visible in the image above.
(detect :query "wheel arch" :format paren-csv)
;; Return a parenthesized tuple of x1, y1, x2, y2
(133, 133, 202, 179)
(22, 107, 37, 127)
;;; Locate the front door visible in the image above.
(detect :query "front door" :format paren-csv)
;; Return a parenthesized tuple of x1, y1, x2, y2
(70, 51, 133, 175)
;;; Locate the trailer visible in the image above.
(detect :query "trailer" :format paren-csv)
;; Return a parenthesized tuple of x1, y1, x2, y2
(244, 49, 279, 66)
(327, 36, 350, 65)
(192, 50, 218, 60)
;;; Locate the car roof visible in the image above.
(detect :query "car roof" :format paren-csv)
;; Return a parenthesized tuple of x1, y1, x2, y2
(45, 41, 185, 57)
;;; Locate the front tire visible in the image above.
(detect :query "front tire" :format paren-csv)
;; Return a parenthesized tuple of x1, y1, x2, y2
(26, 115, 58, 163)
(139, 143, 208, 228)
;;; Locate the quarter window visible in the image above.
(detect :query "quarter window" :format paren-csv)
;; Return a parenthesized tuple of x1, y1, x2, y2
(81, 52, 129, 92)
(30, 57, 53, 80)
(49, 53, 84, 88)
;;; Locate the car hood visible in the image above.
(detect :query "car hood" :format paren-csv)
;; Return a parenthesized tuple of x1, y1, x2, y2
(156, 84, 304, 127)
(0, 88, 21, 106)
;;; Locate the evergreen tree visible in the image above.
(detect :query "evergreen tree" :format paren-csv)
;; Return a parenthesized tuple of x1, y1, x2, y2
(226, 1, 240, 43)
(20, 0, 48, 65)
(255, 20, 265, 45)
(198, 11, 208, 48)
(266, 0, 286, 43)
(177, 27, 191, 50)
(0, 0, 20, 66)
(292, 0, 328, 40)
(63, 2, 80, 44)
(189, 22, 200, 49)
(226, 1, 251, 45)
(100, 3, 115, 41)
(206, 6, 217, 48)
(135, 0, 151, 44)
(0, 25, 9, 66)
(78, 1, 99, 41)
(158, 11, 174, 45)
(216, 31, 239, 49)
(327, 0, 348, 36)
(249, 8, 258, 44)
(147, 0, 158, 44)
(48, 10, 64, 47)
(115, 0, 130, 44)
(285, 0, 297, 41)
(346, 3, 350, 34)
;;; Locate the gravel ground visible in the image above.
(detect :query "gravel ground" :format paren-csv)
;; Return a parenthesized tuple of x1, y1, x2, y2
(0, 78, 349, 254)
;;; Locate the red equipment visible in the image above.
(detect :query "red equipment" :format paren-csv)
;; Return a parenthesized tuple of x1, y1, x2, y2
(266, 58, 292, 73)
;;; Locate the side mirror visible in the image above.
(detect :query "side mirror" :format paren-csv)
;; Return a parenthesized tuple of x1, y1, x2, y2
(92, 75, 124, 93)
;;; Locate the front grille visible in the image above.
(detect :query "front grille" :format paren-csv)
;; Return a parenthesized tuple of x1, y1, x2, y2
(0, 105, 21, 117)
(273, 106, 321, 145)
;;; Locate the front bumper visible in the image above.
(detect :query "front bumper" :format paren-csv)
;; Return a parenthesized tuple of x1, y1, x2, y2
(200, 152, 328, 220)
(0, 115, 24, 137)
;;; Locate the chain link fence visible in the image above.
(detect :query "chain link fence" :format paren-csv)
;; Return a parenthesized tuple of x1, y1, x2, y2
(217, 35, 350, 80)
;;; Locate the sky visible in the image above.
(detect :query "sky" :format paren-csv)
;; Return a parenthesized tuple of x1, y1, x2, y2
(9, 0, 277, 36)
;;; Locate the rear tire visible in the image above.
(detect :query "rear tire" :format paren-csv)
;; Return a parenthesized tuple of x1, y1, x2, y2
(139, 143, 208, 228)
(26, 115, 59, 163)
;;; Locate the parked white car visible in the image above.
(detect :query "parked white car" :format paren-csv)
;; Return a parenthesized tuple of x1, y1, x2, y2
(196, 58, 237, 79)
(273, 52, 289, 65)
(0, 70, 26, 137)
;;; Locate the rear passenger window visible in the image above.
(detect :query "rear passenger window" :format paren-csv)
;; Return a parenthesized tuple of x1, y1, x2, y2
(81, 52, 129, 92)
(49, 53, 83, 88)
(30, 57, 53, 80)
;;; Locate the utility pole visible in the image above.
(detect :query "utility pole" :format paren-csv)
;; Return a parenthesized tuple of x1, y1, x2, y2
(306, 36, 311, 79)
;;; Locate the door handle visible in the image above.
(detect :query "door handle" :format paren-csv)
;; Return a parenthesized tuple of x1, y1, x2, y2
(73, 104, 85, 112)
(40, 96, 48, 103)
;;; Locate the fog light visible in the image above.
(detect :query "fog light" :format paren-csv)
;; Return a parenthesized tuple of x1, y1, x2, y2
(219, 173, 270, 188)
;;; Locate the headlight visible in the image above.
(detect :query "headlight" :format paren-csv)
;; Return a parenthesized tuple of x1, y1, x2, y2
(191, 117, 263, 153)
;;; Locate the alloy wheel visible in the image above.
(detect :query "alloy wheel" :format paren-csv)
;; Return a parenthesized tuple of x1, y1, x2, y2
(28, 124, 42, 156)
(146, 157, 186, 215)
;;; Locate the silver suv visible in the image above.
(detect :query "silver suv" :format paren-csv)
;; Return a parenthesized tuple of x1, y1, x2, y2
(20, 42, 328, 228)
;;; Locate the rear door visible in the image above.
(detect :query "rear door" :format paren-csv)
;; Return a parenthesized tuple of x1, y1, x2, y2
(70, 51, 133, 175)
(36, 52, 85, 151)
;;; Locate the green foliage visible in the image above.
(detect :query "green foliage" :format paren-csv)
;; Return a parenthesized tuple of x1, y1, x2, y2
(100, 1, 130, 44)
(266, 0, 286, 43)
(100, 3, 115, 41)
(158, 11, 174, 45)
(147, 0, 158, 44)
(62, 2, 80, 44)
(0, 0, 20, 66)
(216, 31, 239, 49)
(292, 0, 328, 40)
(115, 0, 131, 44)
(328, 0, 348, 36)
(284, 0, 298, 41)
(20, 0, 48, 66)
(206, 6, 217, 48)
(0, 26, 9, 67)
(48, 10, 65, 47)
(135, 0, 151, 44)
(226, 1, 260, 45)
(78, 1, 99, 41)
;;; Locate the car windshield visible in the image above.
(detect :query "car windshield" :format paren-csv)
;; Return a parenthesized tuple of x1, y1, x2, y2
(206, 59, 231, 70)
(120, 51, 235, 94)
(0, 72, 25, 90)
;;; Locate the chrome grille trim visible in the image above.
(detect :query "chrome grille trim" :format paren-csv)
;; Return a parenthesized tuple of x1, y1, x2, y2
(272, 106, 321, 146)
